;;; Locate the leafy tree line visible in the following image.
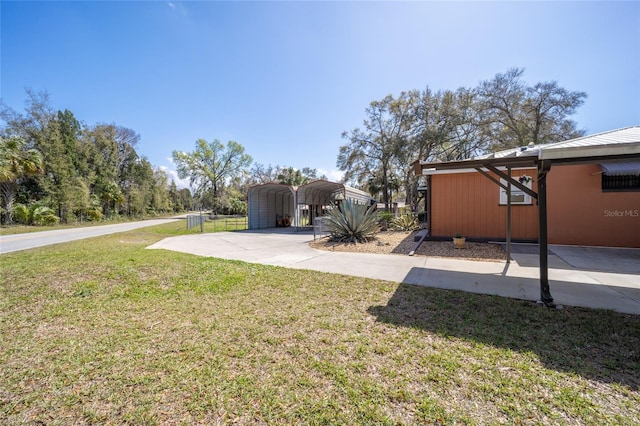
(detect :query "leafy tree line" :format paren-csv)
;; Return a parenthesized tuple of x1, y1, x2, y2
(1, 90, 193, 225)
(171, 138, 328, 215)
(249, 163, 327, 186)
(338, 67, 587, 211)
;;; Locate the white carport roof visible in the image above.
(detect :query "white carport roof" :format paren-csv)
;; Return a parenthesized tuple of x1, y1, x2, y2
(296, 180, 373, 205)
(248, 182, 297, 196)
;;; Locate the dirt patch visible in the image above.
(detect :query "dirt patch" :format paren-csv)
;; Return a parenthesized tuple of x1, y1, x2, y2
(309, 231, 506, 261)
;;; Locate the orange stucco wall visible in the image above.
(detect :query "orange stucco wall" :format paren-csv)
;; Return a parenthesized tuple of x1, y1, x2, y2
(430, 169, 539, 241)
(430, 165, 640, 248)
(547, 164, 640, 247)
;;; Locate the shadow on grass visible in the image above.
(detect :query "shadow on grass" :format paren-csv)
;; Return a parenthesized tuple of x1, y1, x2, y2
(368, 283, 640, 391)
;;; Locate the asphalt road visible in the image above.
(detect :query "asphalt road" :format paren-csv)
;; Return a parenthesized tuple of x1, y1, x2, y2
(0, 218, 181, 254)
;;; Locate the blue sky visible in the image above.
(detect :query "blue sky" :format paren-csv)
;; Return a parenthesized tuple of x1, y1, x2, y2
(2, 1, 639, 187)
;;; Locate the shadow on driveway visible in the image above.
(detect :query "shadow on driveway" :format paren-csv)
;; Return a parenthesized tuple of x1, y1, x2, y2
(368, 283, 640, 391)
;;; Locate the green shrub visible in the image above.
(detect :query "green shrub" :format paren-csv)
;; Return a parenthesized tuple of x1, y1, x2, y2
(12, 203, 59, 226)
(86, 208, 103, 221)
(324, 199, 379, 243)
(378, 211, 394, 231)
(32, 206, 59, 226)
(392, 213, 419, 231)
(12, 203, 31, 224)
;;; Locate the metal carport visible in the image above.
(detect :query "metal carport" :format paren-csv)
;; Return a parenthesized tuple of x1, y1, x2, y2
(297, 180, 373, 227)
(247, 183, 297, 230)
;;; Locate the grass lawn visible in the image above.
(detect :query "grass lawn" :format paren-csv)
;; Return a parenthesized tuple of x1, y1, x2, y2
(1, 222, 638, 424)
(0, 214, 247, 236)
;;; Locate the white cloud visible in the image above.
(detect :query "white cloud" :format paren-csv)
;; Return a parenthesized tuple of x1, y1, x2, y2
(317, 168, 345, 183)
(167, 2, 188, 16)
(160, 165, 191, 189)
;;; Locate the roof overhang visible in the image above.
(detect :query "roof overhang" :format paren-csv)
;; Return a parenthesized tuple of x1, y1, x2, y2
(415, 127, 640, 175)
(539, 141, 640, 164)
(416, 155, 538, 175)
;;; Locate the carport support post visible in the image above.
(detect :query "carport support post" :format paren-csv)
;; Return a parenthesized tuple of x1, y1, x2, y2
(506, 167, 512, 264)
(537, 160, 554, 305)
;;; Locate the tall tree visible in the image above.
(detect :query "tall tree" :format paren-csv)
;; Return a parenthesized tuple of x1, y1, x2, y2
(400, 88, 457, 208)
(126, 157, 155, 216)
(168, 180, 181, 212)
(0, 136, 43, 223)
(36, 109, 86, 222)
(150, 167, 171, 213)
(277, 167, 309, 186)
(249, 163, 326, 185)
(1, 90, 172, 223)
(301, 167, 327, 181)
(338, 93, 413, 210)
(478, 67, 586, 150)
(249, 163, 280, 184)
(172, 139, 252, 212)
(179, 188, 193, 211)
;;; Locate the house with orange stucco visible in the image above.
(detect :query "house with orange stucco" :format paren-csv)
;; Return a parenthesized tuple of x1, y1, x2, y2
(415, 126, 640, 248)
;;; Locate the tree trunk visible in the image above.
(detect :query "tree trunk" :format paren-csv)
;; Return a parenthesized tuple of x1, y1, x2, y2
(1, 182, 16, 224)
(382, 161, 390, 211)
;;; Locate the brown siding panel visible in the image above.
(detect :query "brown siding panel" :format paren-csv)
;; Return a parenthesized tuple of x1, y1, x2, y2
(548, 164, 640, 248)
(431, 170, 538, 241)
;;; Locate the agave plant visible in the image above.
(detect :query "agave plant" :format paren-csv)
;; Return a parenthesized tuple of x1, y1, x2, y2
(323, 198, 379, 243)
(391, 213, 419, 231)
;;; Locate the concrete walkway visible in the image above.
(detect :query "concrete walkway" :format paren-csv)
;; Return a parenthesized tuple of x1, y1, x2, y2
(147, 229, 640, 315)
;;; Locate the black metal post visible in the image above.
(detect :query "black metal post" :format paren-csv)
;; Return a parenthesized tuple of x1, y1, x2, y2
(538, 161, 554, 305)
(426, 175, 432, 237)
(506, 167, 512, 264)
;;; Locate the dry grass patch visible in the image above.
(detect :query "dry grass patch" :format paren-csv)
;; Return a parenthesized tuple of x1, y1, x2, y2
(1, 223, 638, 424)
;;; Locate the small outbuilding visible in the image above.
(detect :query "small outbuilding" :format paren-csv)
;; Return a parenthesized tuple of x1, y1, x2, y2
(247, 180, 374, 230)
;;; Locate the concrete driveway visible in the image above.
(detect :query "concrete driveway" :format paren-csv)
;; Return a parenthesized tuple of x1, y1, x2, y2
(147, 228, 640, 315)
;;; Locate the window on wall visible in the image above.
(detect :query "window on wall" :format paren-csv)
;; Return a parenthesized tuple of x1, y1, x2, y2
(499, 176, 533, 205)
(602, 174, 640, 192)
(600, 162, 640, 192)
